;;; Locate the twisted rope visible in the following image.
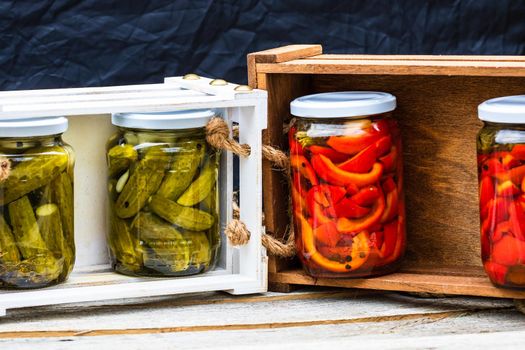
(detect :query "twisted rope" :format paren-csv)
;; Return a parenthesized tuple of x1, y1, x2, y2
(0, 157, 10, 182)
(206, 117, 296, 257)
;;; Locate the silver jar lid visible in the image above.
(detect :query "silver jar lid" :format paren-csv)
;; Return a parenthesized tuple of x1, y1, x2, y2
(479, 95, 525, 123)
(112, 109, 215, 130)
(0, 116, 68, 137)
(290, 91, 396, 118)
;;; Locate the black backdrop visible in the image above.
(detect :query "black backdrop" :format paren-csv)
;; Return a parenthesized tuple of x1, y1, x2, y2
(1, 0, 525, 90)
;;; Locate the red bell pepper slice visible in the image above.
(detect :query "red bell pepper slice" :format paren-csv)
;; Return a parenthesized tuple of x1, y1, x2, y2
(493, 221, 511, 242)
(311, 184, 346, 206)
(379, 146, 397, 173)
(482, 158, 506, 178)
(369, 230, 384, 250)
(311, 154, 383, 187)
(495, 164, 525, 184)
(508, 201, 525, 242)
(374, 136, 392, 157)
(351, 186, 380, 207)
(378, 219, 398, 258)
(290, 155, 319, 186)
(484, 261, 508, 285)
(326, 132, 382, 155)
(314, 221, 340, 247)
(483, 197, 510, 228)
(372, 119, 390, 136)
(337, 144, 376, 173)
(380, 180, 398, 223)
(337, 188, 385, 234)
(479, 176, 494, 210)
(345, 183, 360, 195)
(308, 145, 348, 163)
(501, 153, 520, 168)
(496, 180, 520, 197)
(288, 126, 304, 156)
(492, 235, 525, 266)
(511, 144, 525, 160)
(333, 197, 371, 218)
(299, 216, 370, 273)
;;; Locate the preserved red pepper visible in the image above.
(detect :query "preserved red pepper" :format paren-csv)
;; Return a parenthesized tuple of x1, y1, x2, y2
(477, 95, 525, 289)
(289, 92, 405, 278)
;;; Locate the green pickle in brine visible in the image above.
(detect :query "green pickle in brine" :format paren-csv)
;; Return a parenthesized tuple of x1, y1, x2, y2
(106, 129, 220, 277)
(0, 139, 75, 289)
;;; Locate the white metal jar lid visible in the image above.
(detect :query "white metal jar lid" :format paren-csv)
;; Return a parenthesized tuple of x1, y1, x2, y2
(112, 109, 215, 130)
(478, 95, 525, 123)
(290, 91, 396, 118)
(0, 116, 68, 137)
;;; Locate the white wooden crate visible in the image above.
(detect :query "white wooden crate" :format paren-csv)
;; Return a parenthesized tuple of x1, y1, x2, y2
(0, 76, 268, 316)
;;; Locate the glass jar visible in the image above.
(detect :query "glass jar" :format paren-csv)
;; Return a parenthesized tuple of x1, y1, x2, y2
(107, 110, 221, 277)
(478, 95, 525, 289)
(289, 92, 405, 278)
(0, 117, 75, 289)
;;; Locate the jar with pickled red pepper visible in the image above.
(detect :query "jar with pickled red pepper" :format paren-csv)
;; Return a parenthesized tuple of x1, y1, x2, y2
(107, 110, 221, 277)
(0, 117, 75, 288)
(478, 95, 525, 289)
(289, 92, 405, 278)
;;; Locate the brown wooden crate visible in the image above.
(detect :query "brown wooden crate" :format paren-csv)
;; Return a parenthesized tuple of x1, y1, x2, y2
(249, 44, 525, 298)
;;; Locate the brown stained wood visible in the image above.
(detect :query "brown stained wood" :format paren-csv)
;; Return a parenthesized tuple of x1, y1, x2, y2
(262, 74, 312, 241)
(247, 45, 321, 87)
(270, 269, 525, 299)
(310, 54, 525, 62)
(256, 59, 525, 77)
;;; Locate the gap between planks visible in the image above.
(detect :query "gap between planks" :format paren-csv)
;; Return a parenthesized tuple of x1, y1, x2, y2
(0, 307, 512, 339)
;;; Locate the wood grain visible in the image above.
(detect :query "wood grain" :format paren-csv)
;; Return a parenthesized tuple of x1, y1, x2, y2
(257, 59, 525, 77)
(310, 54, 525, 62)
(247, 45, 322, 87)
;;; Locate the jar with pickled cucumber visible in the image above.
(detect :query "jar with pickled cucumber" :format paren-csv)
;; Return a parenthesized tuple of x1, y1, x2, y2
(0, 117, 75, 289)
(289, 92, 405, 278)
(478, 95, 525, 289)
(107, 110, 221, 277)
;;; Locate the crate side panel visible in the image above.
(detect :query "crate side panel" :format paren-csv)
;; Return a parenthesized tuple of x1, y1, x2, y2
(311, 74, 525, 268)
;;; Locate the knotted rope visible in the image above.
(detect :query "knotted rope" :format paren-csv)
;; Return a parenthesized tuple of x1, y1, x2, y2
(0, 157, 10, 182)
(205, 117, 296, 257)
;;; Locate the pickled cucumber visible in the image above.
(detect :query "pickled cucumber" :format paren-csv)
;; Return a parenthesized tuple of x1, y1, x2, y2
(182, 230, 210, 266)
(107, 144, 138, 178)
(0, 146, 68, 205)
(0, 215, 21, 264)
(36, 204, 72, 262)
(115, 147, 169, 218)
(157, 141, 205, 200)
(8, 196, 58, 277)
(149, 195, 215, 231)
(176, 161, 216, 206)
(51, 172, 74, 250)
(131, 212, 190, 273)
(108, 209, 142, 269)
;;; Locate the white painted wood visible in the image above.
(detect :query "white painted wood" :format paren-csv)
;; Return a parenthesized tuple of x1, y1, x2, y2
(0, 290, 521, 350)
(0, 76, 268, 315)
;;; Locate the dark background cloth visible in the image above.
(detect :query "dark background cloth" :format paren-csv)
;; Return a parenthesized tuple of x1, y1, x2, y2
(1, 0, 525, 90)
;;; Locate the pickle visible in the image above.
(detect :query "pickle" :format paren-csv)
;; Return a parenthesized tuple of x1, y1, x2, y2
(115, 147, 169, 218)
(51, 172, 74, 250)
(0, 146, 68, 205)
(0, 215, 21, 264)
(36, 204, 72, 261)
(149, 195, 214, 231)
(107, 144, 138, 178)
(8, 196, 58, 277)
(131, 212, 190, 272)
(182, 230, 210, 266)
(177, 161, 216, 206)
(156, 141, 205, 200)
(108, 209, 142, 269)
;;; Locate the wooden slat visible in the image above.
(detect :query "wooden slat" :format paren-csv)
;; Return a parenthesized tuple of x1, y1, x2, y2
(310, 54, 525, 62)
(270, 269, 525, 299)
(247, 45, 322, 87)
(256, 59, 525, 77)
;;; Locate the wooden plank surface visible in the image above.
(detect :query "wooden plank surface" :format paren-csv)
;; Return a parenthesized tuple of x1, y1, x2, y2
(256, 59, 525, 76)
(0, 288, 522, 349)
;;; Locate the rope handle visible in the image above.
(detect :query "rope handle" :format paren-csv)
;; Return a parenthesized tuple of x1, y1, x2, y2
(209, 116, 296, 258)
